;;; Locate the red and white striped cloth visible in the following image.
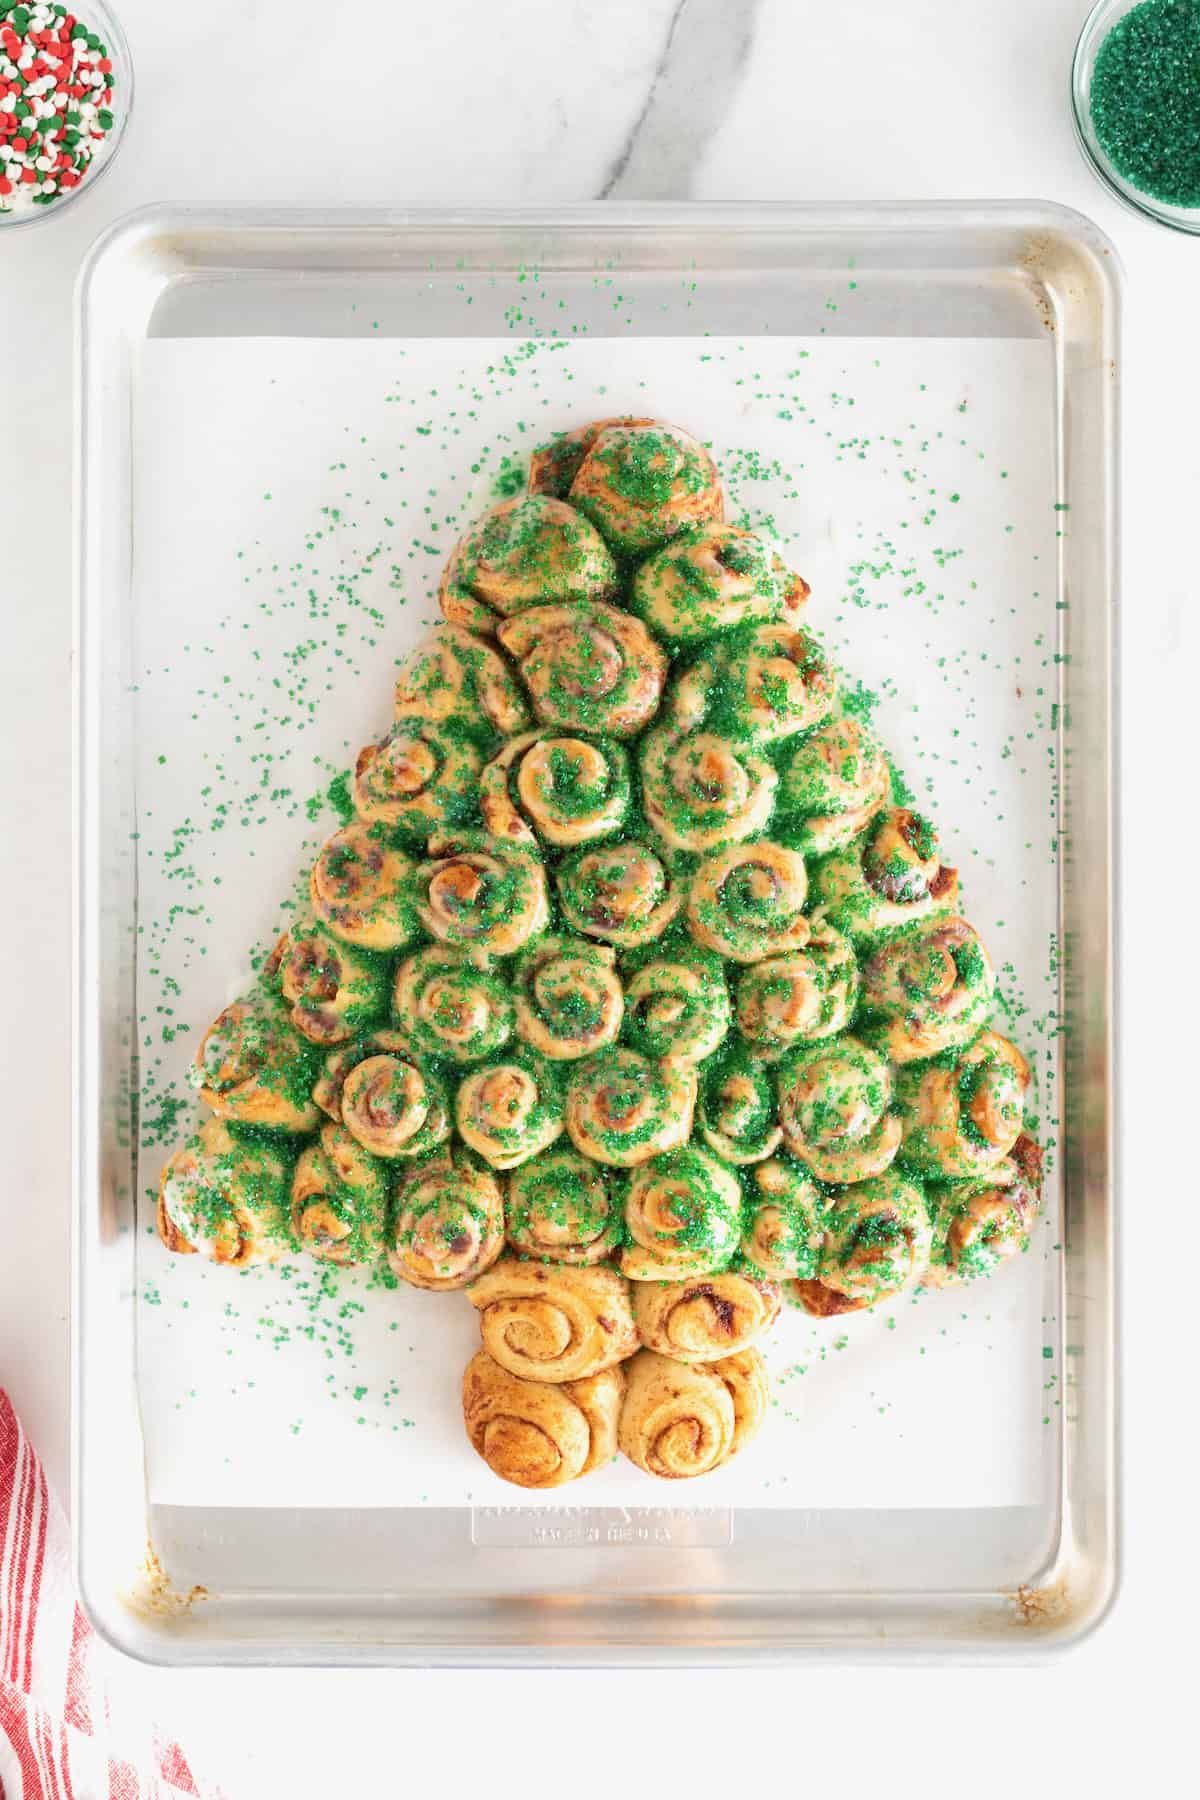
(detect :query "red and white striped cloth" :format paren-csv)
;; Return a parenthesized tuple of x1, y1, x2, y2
(0, 1390, 216, 1800)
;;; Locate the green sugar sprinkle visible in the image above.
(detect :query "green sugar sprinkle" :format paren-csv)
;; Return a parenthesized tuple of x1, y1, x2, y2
(1090, 1, 1200, 207)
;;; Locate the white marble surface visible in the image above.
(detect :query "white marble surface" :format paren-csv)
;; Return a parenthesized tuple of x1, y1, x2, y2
(0, 0, 1191, 1789)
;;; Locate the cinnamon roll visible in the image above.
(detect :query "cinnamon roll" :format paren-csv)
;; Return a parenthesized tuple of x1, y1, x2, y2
(742, 1154, 824, 1280)
(527, 415, 657, 498)
(925, 1136, 1043, 1287)
(157, 1116, 293, 1267)
(565, 1048, 697, 1167)
(290, 1120, 390, 1266)
(265, 917, 388, 1046)
(352, 720, 481, 837)
(779, 715, 890, 855)
(640, 722, 776, 853)
(455, 1047, 565, 1170)
(192, 991, 321, 1133)
(673, 624, 836, 746)
(776, 1035, 901, 1183)
(896, 1030, 1030, 1181)
(467, 1255, 637, 1382)
(697, 1045, 782, 1165)
(565, 420, 723, 557)
(392, 623, 530, 739)
(316, 1030, 452, 1160)
(438, 495, 617, 632)
(388, 1148, 505, 1291)
(393, 946, 514, 1065)
(734, 923, 859, 1061)
(630, 525, 806, 646)
(481, 730, 630, 848)
(463, 1352, 623, 1489)
(412, 830, 549, 956)
(633, 1271, 781, 1362)
(496, 602, 667, 738)
(556, 839, 687, 948)
(309, 820, 418, 953)
(814, 807, 959, 942)
(861, 917, 996, 1064)
(505, 1149, 622, 1266)
(513, 935, 624, 1061)
(622, 948, 731, 1065)
(619, 1146, 742, 1280)
(687, 840, 810, 964)
(793, 1169, 932, 1315)
(618, 1349, 767, 1479)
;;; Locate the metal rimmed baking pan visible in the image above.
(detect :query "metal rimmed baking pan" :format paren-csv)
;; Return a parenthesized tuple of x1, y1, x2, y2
(73, 203, 1118, 1664)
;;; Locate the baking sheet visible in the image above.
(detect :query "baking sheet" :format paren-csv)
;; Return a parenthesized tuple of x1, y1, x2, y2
(132, 334, 1061, 1510)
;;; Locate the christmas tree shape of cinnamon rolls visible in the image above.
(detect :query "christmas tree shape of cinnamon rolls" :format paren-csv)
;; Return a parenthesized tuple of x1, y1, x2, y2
(158, 417, 1044, 1489)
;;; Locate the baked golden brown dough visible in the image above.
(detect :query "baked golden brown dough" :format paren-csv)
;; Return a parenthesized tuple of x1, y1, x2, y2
(896, 1029, 1029, 1180)
(734, 923, 859, 1061)
(265, 917, 388, 1046)
(687, 840, 810, 963)
(564, 421, 723, 557)
(792, 1169, 931, 1316)
(481, 730, 630, 848)
(462, 1351, 623, 1489)
(392, 623, 531, 738)
(619, 1146, 742, 1279)
(309, 820, 418, 953)
(780, 714, 890, 855)
(776, 1035, 902, 1184)
(193, 991, 321, 1133)
(565, 1047, 697, 1167)
(387, 1148, 505, 1291)
(741, 1154, 823, 1280)
(316, 1030, 452, 1160)
(671, 623, 835, 745)
(925, 1135, 1043, 1287)
(438, 494, 618, 632)
(467, 1255, 637, 1382)
(633, 1271, 781, 1362)
(352, 719, 481, 836)
(630, 525, 802, 645)
(861, 916, 996, 1063)
(412, 830, 549, 956)
(496, 601, 667, 738)
(617, 1347, 766, 1478)
(393, 945, 514, 1066)
(556, 838, 685, 947)
(512, 935, 624, 1061)
(455, 1048, 564, 1170)
(640, 719, 776, 852)
(158, 1116, 293, 1267)
(290, 1120, 390, 1266)
(505, 1149, 622, 1265)
(814, 806, 960, 943)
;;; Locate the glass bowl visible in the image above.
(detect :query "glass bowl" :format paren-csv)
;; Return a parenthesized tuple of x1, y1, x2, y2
(1072, 0, 1200, 233)
(0, 0, 133, 233)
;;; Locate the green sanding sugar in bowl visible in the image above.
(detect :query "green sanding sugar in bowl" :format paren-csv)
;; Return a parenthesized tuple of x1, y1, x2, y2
(1090, 0, 1200, 207)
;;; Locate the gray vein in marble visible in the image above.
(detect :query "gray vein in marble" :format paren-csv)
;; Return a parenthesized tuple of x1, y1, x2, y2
(598, 0, 760, 200)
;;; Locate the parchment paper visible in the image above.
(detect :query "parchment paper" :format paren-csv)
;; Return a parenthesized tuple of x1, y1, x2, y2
(132, 334, 1062, 1509)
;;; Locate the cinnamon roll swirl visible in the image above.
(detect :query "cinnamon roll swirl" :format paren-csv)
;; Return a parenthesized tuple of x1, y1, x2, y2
(352, 719, 481, 837)
(861, 917, 996, 1064)
(496, 601, 667, 738)
(309, 820, 418, 953)
(687, 840, 810, 964)
(619, 1146, 742, 1280)
(565, 421, 723, 557)
(896, 1030, 1030, 1181)
(776, 1035, 901, 1184)
(618, 1349, 767, 1479)
(779, 715, 890, 855)
(630, 525, 807, 646)
(528, 416, 656, 498)
(793, 1169, 932, 1316)
(412, 830, 549, 956)
(316, 1030, 452, 1160)
(157, 1116, 293, 1267)
(438, 495, 617, 633)
(463, 1352, 624, 1489)
(192, 991, 321, 1133)
(290, 1120, 390, 1267)
(265, 917, 388, 1046)
(387, 1148, 505, 1291)
(924, 1136, 1043, 1287)
(481, 730, 631, 848)
(633, 1271, 781, 1362)
(505, 1149, 622, 1266)
(622, 948, 732, 1065)
(513, 936, 624, 1061)
(565, 1048, 697, 1167)
(673, 624, 836, 746)
(697, 1045, 782, 1165)
(392, 623, 530, 739)
(640, 722, 776, 853)
(814, 807, 959, 942)
(467, 1255, 637, 1382)
(455, 1047, 565, 1170)
(557, 839, 687, 948)
(742, 1154, 824, 1280)
(393, 946, 514, 1065)
(734, 923, 859, 1061)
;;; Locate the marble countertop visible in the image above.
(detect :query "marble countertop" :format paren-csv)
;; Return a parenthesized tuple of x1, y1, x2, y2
(0, 0, 1189, 1786)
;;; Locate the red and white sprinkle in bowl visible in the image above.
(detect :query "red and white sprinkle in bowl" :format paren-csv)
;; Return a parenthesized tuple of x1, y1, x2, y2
(0, 0, 131, 229)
